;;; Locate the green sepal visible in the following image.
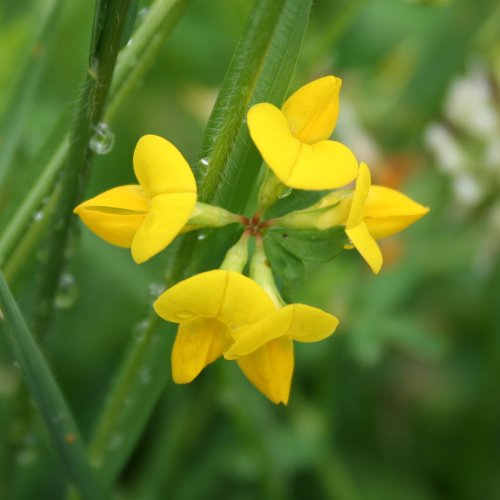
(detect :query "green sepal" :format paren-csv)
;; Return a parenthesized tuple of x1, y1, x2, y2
(263, 235, 304, 302)
(265, 226, 347, 263)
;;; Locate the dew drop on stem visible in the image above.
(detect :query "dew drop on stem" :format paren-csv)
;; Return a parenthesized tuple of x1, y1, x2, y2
(89, 122, 115, 155)
(54, 273, 79, 310)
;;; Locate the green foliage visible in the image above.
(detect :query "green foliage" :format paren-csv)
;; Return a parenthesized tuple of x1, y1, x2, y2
(266, 226, 348, 263)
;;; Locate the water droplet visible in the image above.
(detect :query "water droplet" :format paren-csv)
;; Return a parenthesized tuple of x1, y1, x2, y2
(140, 367, 151, 385)
(148, 283, 165, 299)
(197, 231, 209, 241)
(54, 273, 79, 310)
(199, 157, 209, 167)
(89, 122, 115, 155)
(132, 319, 149, 342)
(33, 211, 44, 222)
(278, 187, 292, 199)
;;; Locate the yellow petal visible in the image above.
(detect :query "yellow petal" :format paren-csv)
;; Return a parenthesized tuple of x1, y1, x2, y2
(247, 103, 301, 183)
(346, 222, 383, 274)
(288, 140, 358, 190)
(364, 186, 430, 239)
(247, 103, 357, 190)
(237, 337, 293, 404)
(226, 304, 337, 359)
(154, 270, 229, 322)
(131, 192, 196, 263)
(133, 135, 197, 197)
(171, 318, 231, 384)
(285, 304, 338, 342)
(74, 185, 149, 247)
(282, 75, 342, 144)
(217, 271, 276, 329)
(346, 162, 370, 229)
(153, 270, 275, 326)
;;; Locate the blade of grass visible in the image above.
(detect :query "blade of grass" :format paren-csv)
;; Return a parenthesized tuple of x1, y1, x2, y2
(86, 0, 313, 487)
(31, 0, 133, 338)
(0, 272, 108, 500)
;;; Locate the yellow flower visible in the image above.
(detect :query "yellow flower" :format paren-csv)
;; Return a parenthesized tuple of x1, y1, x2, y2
(345, 163, 429, 274)
(74, 135, 197, 263)
(247, 76, 358, 190)
(153, 270, 338, 404)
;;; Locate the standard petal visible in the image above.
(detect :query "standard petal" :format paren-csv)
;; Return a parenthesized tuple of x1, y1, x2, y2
(133, 135, 197, 197)
(247, 103, 301, 183)
(171, 318, 231, 384)
(131, 192, 196, 263)
(346, 162, 371, 228)
(346, 222, 383, 274)
(237, 337, 293, 405)
(282, 75, 342, 144)
(364, 186, 430, 239)
(154, 270, 229, 323)
(74, 185, 148, 247)
(287, 140, 358, 190)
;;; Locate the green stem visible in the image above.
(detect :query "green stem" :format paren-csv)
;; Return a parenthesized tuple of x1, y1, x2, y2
(250, 238, 285, 307)
(31, 0, 133, 337)
(0, 272, 108, 500)
(0, 138, 69, 267)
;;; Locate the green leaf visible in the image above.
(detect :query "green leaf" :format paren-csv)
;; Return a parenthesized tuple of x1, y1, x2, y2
(266, 226, 348, 263)
(0, 272, 108, 500)
(265, 189, 328, 218)
(263, 234, 304, 302)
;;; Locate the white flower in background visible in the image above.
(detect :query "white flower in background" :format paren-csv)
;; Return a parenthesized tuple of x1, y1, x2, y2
(424, 58, 500, 209)
(425, 58, 500, 277)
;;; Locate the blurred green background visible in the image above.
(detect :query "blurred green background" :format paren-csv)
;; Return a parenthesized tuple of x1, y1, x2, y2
(1, 0, 500, 498)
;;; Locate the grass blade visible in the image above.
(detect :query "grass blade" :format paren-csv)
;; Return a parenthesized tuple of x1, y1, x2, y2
(0, 272, 108, 500)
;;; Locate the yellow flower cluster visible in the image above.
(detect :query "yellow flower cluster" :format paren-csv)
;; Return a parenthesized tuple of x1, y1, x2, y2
(75, 76, 429, 403)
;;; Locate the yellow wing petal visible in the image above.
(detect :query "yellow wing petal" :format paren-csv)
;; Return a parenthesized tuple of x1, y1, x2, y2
(284, 304, 338, 342)
(154, 270, 229, 323)
(346, 222, 383, 274)
(131, 191, 196, 263)
(171, 318, 231, 384)
(226, 304, 337, 359)
(287, 140, 358, 190)
(74, 185, 148, 247)
(282, 75, 342, 144)
(133, 135, 197, 197)
(364, 185, 430, 239)
(237, 337, 293, 405)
